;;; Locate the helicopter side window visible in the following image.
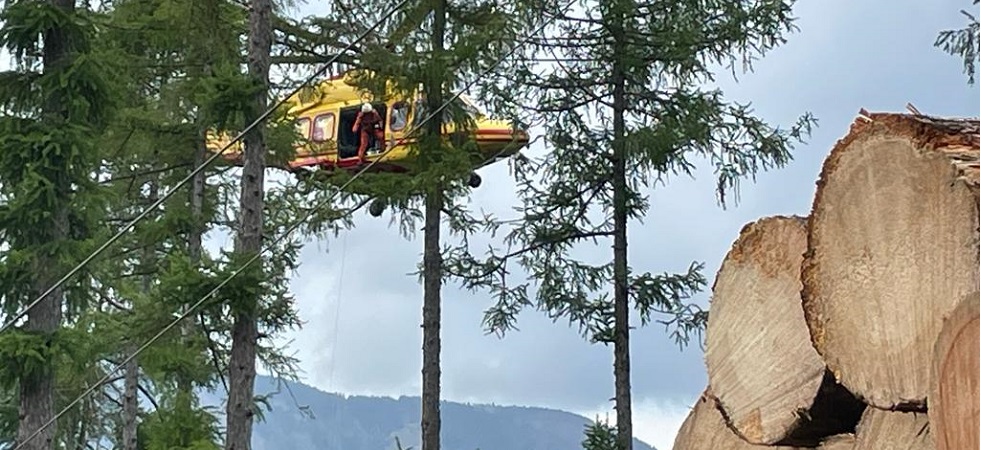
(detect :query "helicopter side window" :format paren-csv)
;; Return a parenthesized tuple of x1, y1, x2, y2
(295, 117, 310, 140)
(311, 113, 335, 142)
(390, 102, 410, 131)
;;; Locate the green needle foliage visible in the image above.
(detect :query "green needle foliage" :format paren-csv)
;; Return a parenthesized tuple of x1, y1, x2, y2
(0, 0, 324, 450)
(581, 419, 618, 450)
(89, 1, 244, 447)
(448, 0, 817, 448)
(935, 0, 979, 85)
(0, 1, 116, 448)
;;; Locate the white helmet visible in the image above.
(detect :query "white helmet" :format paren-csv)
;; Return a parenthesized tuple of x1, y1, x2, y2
(361, 103, 373, 113)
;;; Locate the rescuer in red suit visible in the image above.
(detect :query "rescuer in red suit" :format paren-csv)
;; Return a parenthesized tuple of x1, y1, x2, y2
(353, 102, 384, 157)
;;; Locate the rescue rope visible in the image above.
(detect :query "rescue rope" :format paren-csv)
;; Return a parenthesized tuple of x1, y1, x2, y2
(326, 233, 347, 391)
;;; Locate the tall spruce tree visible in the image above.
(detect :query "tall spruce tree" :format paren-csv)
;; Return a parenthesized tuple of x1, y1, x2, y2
(0, 0, 113, 449)
(451, 1, 816, 449)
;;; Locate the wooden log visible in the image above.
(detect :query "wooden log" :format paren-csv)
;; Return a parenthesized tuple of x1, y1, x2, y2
(706, 216, 864, 446)
(853, 408, 933, 450)
(801, 112, 980, 410)
(818, 434, 855, 450)
(672, 389, 808, 450)
(928, 291, 980, 450)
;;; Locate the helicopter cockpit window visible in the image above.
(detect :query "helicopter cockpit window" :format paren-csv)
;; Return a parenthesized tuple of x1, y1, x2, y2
(295, 118, 310, 140)
(390, 102, 410, 131)
(311, 113, 335, 142)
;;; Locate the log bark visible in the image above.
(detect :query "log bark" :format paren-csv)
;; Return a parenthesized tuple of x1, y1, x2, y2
(706, 216, 864, 446)
(801, 112, 980, 410)
(853, 408, 933, 450)
(818, 434, 855, 450)
(672, 390, 808, 450)
(928, 291, 980, 450)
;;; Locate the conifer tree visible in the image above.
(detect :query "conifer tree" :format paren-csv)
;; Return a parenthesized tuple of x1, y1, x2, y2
(0, 0, 114, 448)
(224, 0, 272, 445)
(83, 1, 270, 448)
(309, 1, 534, 448)
(450, 1, 816, 449)
(0, 0, 340, 447)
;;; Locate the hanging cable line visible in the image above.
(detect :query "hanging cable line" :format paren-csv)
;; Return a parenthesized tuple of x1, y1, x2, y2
(12, 4, 568, 448)
(0, 0, 410, 337)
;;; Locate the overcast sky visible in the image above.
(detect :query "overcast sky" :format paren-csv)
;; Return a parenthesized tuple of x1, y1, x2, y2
(239, 1, 981, 449)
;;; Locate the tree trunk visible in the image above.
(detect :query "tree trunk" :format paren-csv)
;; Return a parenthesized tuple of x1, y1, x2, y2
(420, 2, 446, 449)
(706, 216, 863, 446)
(17, 1, 75, 449)
(818, 434, 855, 450)
(421, 190, 443, 450)
(171, 133, 207, 448)
(178, 0, 217, 427)
(609, 14, 631, 450)
(672, 389, 808, 450)
(853, 408, 933, 450)
(182, 19, 211, 428)
(928, 291, 979, 450)
(122, 338, 140, 450)
(801, 112, 980, 410)
(225, 0, 271, 447)
(122, 179, 159, 450)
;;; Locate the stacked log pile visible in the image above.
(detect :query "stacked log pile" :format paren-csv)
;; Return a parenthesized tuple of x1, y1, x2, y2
(672, 111, 980, 450)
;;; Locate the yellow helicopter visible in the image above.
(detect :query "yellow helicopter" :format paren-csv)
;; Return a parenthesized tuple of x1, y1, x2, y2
(205, 71, 531, 216)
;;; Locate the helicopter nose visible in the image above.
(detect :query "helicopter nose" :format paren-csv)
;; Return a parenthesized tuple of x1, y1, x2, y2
(513, 126, 530, 142)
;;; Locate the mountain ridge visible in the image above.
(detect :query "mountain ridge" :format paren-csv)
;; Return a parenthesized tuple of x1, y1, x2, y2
(198, 375, 657, 450)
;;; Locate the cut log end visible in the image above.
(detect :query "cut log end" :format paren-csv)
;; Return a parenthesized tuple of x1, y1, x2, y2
(802, 112, 980, 410)
(673, 390, 808, 450)
(818, 434, 855, 450)
(706, 216, 863, 446)
(929, 291, 980, 450)
(854, 408, 933, 450)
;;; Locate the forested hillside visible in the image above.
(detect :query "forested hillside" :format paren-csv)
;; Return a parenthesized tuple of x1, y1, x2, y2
(197, 376, 657, 450)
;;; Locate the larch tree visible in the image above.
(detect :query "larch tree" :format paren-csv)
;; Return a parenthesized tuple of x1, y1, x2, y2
(451, 1, 816, 449)
(224, 0, 273, 444)
(295, 0, 534, 448)
(214, 0, 353, 444)
(0, 0, 114, 449)
(420, 1, 449, 447)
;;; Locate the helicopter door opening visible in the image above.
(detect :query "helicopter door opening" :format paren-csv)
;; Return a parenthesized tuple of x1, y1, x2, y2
(337, 103, 388, 159)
